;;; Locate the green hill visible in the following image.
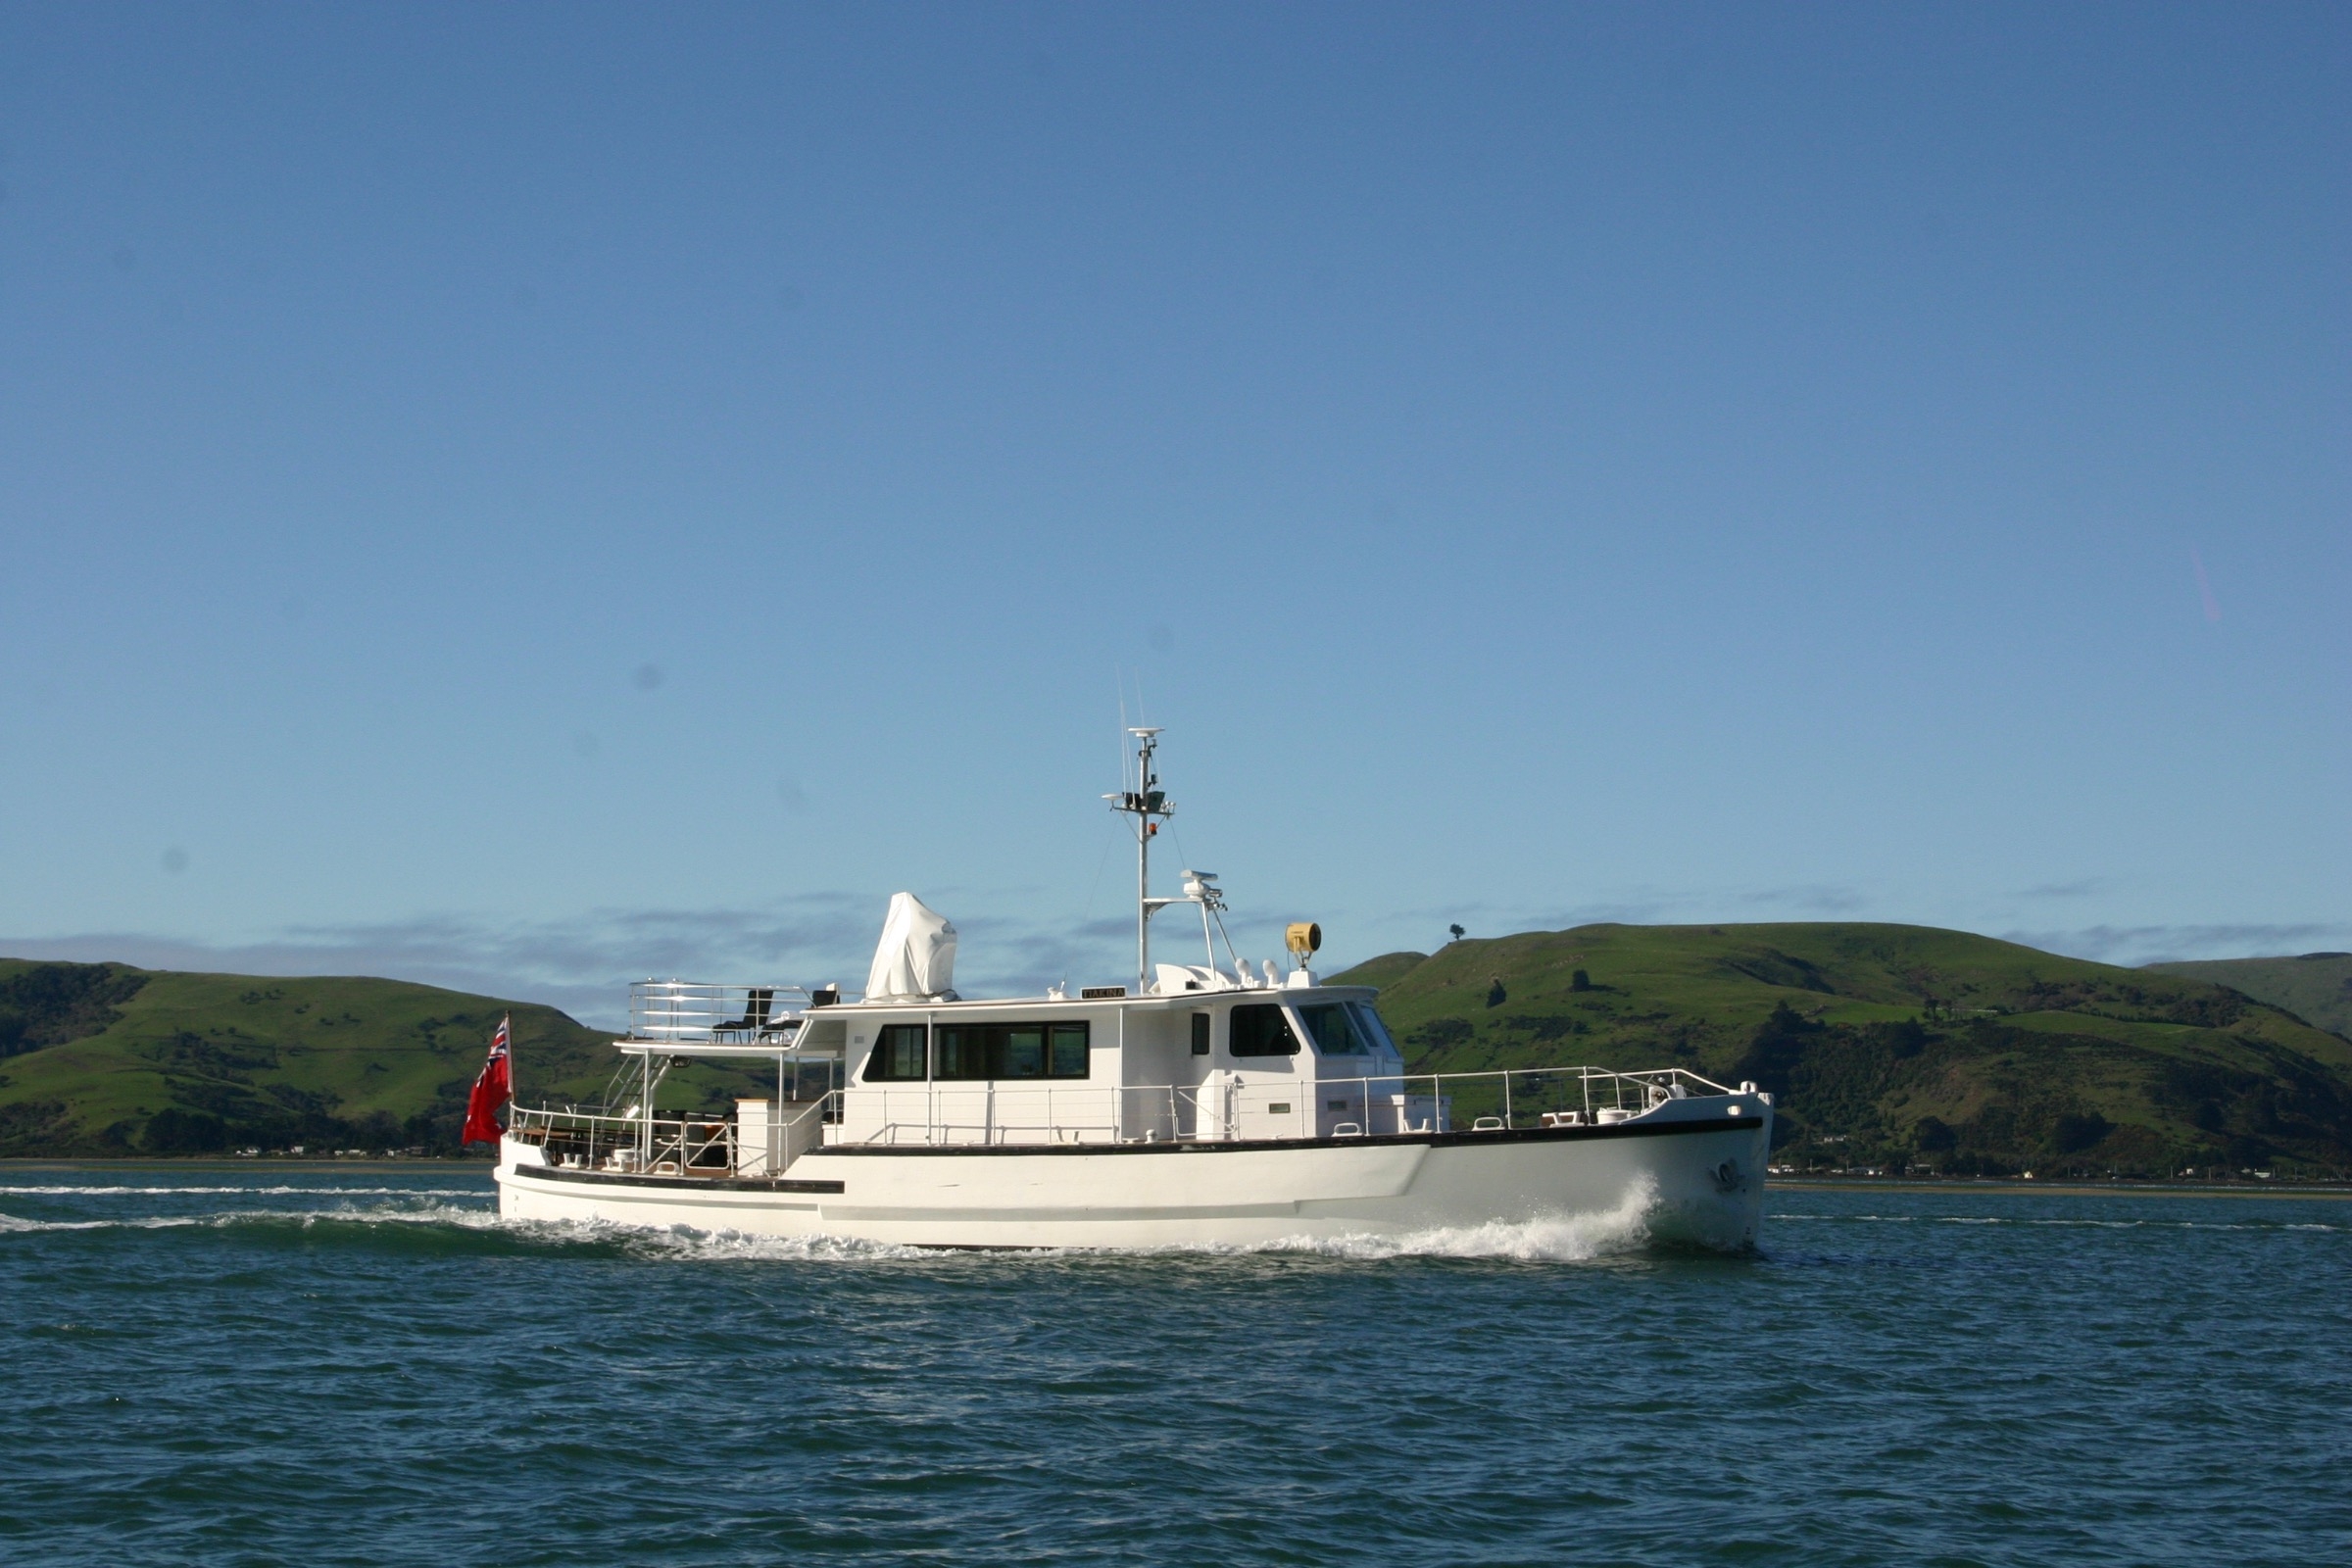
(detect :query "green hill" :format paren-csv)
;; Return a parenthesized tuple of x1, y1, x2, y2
(13, 931, 2349, 1175)
(2143, 953, 2352, 1042)
(1329, 923, 2352, 1179)
(0, 958, 764, 1157)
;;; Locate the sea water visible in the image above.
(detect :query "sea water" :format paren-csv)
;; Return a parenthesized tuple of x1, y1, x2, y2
(1, 1171, 2345, 1566)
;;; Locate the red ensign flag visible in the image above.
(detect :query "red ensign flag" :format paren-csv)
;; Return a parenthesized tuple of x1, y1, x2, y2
(461, 1015, 512, 1146)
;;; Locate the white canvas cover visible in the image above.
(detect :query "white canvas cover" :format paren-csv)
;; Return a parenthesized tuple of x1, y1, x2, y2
(864, 892, 958, 1002)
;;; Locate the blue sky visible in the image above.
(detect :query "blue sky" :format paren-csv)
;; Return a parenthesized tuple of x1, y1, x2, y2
(2, 3, 2345, 1023)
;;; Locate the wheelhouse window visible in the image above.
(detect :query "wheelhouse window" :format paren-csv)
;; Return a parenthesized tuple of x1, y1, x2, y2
(864, 1024, 927, 1082)
(1296, 1004, 1371, 1056)
(931, 1021, 1092, 1081)
(1348, 1003, 1401, 1056)
(1229, 1004, 1300, 1057)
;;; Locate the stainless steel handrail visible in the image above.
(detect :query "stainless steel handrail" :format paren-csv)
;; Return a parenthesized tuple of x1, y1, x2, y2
(828, 1064, 1736, 1145)
(627, 981, 826, 1043)
(510, 1062, 1744, 1173)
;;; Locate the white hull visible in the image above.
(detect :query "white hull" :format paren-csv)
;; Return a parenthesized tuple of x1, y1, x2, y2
(496, 1099, 1772, 1251)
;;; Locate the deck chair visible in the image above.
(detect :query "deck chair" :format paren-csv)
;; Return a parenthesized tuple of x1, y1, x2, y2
(710, 988, 774, 1041)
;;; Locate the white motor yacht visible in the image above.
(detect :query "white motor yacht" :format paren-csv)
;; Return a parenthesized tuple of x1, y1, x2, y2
(497, 730, 1772, 1250)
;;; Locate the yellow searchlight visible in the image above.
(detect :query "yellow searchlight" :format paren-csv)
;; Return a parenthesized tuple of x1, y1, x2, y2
(1285, 921, 1322, 969)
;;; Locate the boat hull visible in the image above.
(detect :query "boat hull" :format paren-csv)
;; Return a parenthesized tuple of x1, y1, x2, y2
(495, 1098, 1772, 1251)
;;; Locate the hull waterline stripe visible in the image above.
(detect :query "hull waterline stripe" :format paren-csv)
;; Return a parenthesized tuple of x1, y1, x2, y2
(509, 1166, 847, 1194)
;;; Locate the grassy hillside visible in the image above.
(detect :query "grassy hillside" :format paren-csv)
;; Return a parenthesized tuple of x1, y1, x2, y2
(1329, 923, 2352, 1179)
(2143, 953, 2352, 1042)
(15, 932, 2346, 1173)
(0, 959, 766, 1156)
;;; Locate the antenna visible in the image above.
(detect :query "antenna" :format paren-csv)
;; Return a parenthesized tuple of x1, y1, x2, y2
(1103, 726, 1175, 989)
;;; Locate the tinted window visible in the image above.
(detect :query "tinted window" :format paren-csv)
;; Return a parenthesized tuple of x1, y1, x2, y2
(864, 1024, 927, 1082)
(1000, 1025, 1047, 1078)
(930, 1021, 1092, 1081)
(1050, 1022, 1090, 1077)
(1191, 1012, 1211, 1055)
(1296, 1004, 1370, 1055)
(1229, 1004, 1300, 1057)
(934, 1023, 992, 1080)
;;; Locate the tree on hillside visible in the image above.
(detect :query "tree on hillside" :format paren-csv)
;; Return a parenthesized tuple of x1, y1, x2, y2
(143, 1108, 227, 1153)
(1448, 923, 1465, 943)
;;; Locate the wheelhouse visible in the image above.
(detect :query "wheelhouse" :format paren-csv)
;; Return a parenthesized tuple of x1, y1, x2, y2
(826, 985, 1413, 1146)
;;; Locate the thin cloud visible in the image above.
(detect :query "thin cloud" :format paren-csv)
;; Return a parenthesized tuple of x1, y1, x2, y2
(1736, 884, 1867, 914)
(2016, 879, 2101, 900)
(2003, 922, 2347, 967)
(0, 895, 1143, 1028)
(1531, 896, 1691, 927)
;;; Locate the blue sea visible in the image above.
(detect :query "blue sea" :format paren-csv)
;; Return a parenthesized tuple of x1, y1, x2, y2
(3, 1170, 2345, 1566)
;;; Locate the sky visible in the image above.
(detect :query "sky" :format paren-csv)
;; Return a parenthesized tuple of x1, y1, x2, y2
(2, 2, 2346, 1024)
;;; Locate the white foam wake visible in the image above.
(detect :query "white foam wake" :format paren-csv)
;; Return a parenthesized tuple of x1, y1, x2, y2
(0, 1202, 499, 1235)
(0, 1185, 485, 1198)
(1, 1179, 1672, 1263)
(610, 1224, 936, 1262)
(1231, 1175, 1662, 1262)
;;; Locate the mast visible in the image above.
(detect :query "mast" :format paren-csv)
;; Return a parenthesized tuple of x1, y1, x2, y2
(1104, 726, 1174, 990)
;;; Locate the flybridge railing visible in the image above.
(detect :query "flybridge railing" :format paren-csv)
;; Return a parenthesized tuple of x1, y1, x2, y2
(628, 982, 832, 1043)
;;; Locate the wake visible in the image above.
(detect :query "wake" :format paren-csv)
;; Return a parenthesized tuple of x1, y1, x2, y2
(0, 1201, 499, 1235)
(1, 1178, 1673, 1264)
(1218, 1175, 1662, 1262)
(0, 1184, 484, 1198)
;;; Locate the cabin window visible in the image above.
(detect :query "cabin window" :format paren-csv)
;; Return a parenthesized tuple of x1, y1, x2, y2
(1000, 1025, 1048, 1078)
(1191, 1012, 1211, 1055)
(865, 1024, 928, 1082)
(1051, 1022, 1090, 1076)
(1295, 1004, 1372, 1056)
(931, 1021, 1092, 1081)
(1229, 1004, 1300, 1057)
(934, 1024, 992, 1080)
(1348, 1003, 1400, 1056)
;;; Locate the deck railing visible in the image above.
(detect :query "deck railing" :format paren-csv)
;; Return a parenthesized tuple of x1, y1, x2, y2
(509, 1064, 1743, 1177)
(514, 1097, 837, 1175)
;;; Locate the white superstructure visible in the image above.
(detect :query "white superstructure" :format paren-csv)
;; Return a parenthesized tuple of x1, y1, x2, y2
(497, 731, 1772, 1250)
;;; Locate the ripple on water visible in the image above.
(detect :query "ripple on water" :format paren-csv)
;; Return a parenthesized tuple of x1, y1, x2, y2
(1, 1173, 2346, 1567)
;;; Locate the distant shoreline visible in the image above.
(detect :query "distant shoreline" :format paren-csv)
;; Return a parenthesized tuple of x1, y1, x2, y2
(1774, 1176, 2352, 1200)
